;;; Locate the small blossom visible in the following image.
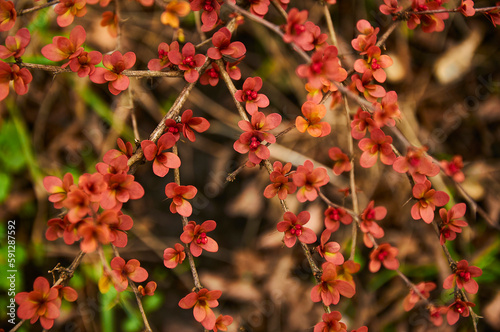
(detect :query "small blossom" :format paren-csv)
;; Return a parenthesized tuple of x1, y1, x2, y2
(403, 282, 436, 311)
(169, 42, 206, 82)
(0, 0, 16, 32)
(296, 45, 347, 89)
(428, 305, 444, 326)
(234, 77, 270, 115)
(282, 8, 314, 51)
(141, 133, 181, 177)
(350, 108, 378, 140)
(163, 243, 186, 268)
(485, 4, 500, 27)
(77, 215, 111, 252)
(249, 0, 270, 17)
(296, 101, 331, 137)
(392, 146, 439, 183)
(138, 281, 157, 296)
(263, 161, 297, 200)
(439, 203, 468, 245)
(360, 201, 386, 248)
(277, 211, 317, 248)
(324, 207, 352, 232)
(407, 0, 449, 33)
(200, 62, 221, 86)
(373, 91, 401, 127)
(411, 180, 449, 223)
(179, 109, 210, 142)
(43, 173, 74, 209)
(63, 186, 91, 222)
(207, 27, 246, 60)
(165, 183, 197, 217)
(213, 314, 233, 332)
(314, 311, 347, 332)
(358, 128, 396, 168)
(328, 147, 352, 175)
(311, 262, 356, 306)
(353, 45, 393, 83)
(316, 230, 344, 265)
(0, 28, 30, 59)
(459, 0, 475, 16)
(100, 173, 145, 210)
(443, 260, 482, 294)
(54, 0, 87, 27)
(379, 0, 403, 16)
(189, 0, 222, 32)
(110, 257, 148, 292)
(161, 0, 190, 28)
(178, 288, 222, 330)
(100, 11, 118, 37)
(351, 19, 379, 55)
(41, 25, 86, 66)
(148, 41, 179, 71)
(0, 62, 33, 101)
(369, 243, 399, 272)
(440, 155, 465, 183)
(104, 138, 134, 162)
(293, 160, 329, 202)
(351, 72, 386, 102)
(90, 51, 136, 95)
(445, 299, 475, 325)
(106, 211, 134, 248)
(180, 220, 218, 257)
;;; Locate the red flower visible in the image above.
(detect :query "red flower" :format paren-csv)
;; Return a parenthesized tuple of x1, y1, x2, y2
(444, 299, 475, 325)
(141, 133, 181, 177)
(225, 58, 243, 80)
(78, 214, 111, 252)
(350, 108, 378, 140)
(200, 62, 221, 86)
(328, 147, 352, 175)
(316, 230, 344, 265)
(63, 186, 91, 222)
(169, 42, 206, 82)
(45, 215, 82, 245)
(439, 203, 468, 245)
(69, 50, 102, 77)
(310, 262, 356, 306)
(0, 62, 33, 101)
(282, 8, 314, 51)
(407, 0, 449, 33)
(15, 277, 61, 329)
(106, 211, 134, 248)
(41, 25, 85, 66)
(314, 311, 347, 332)
(358, 128, 396, 168)
(351, 72, 386, 103)
(78, 173, 106, 202)
(104, 138, 134, 162)
(392, 146, 439, 183)
(351, 19, 379, 55)
(163, 243, 186, 268)
(160, 0, 190, 28)
(296, 101, 331, 137)
(293, 160, 329, 202)
(0, 0, 16, 32)
(189, 0, 222, 32)
(213, 314, 233, 332)
(372, 90, 401, 127)
(233, 111, 281, 165)
(360, 201, 386, 248)
(100, 11, 118, 37)
(0, 28, 30, 59)
(100, 173, 145, 210)
(485, 4, 500, 27)
(249, 0, 270, 17)
(369, 243, 399, 272)
(179, 109, 210, 142)
(138, 281, 157, 296)
(234, 77, 270, 115)
(54, 0, 87, 27)
(90, 51, 136, 95)
(336, 260, 360, 289)
(353, 45, 393, 83)
(379, 0, 403, 16)
(324, 207, 352, 232)
(459, 0, 475, 16)
(178, 288, 222, 329)
(277, 211, 317, 248)
(148, 41, 179, 71)
(428, 305, 444, 326)
(403, 281, 436, 311)
(165, 182, 197, 217)
(306, 21, 328, 50)
(263, 161, 297, 200)
(443, 259, 482, 294)
(411, 179, 449, 223)
(110, 257, 149, 292)
(296, 45, 347, 89)
(440, 155, 465, 183)
(43, 173, 74, 209)
(180, 220, 218, 257)
(207, 27, 246, 60)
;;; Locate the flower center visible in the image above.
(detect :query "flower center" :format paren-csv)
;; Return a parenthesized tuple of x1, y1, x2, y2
(196, 232, 208, 245)
(249, 136, 261, 151)
(409, 156, 421, 167)
(183, 56, 195, 67)
(448, 163, 459, 174)
(293, 23, 305, 35)
(78, 53, 89, 64)
(290, 224, 302, 236)
(329, 209, 340, 221)
(311, 61, 323, 74)
(245, 90, 258, 101)
(167, 126, 179, 134)
(203, 0, 214, 11)
(207, 68, 218, 78)
(366, 209, 376, 220)
(458, 271, 471, 282)
(417, 4, 429, 11)
(377, 250, 388, 261)
(371, 58, 381, 70)
(441, 228, 451, 238)
(456, 303, 465, 313)
(158, 49, 168, 60)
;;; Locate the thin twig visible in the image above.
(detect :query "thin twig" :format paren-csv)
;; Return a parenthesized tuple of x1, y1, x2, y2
(17, 0, 60, 16)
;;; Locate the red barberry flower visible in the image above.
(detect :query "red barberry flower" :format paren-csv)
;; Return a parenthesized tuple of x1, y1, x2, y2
(141, 133, 181, 177)
(372, 90, 401, 127)
(314, 311, 347, 332)
(164, 118, 182, 141)
(324, 207, 352, 232)
(350, 108, 378, 140)
(428, 305, 444, 326)
(213, 314, 233, 332)
(439, 203, 468, 245)
(351, 19, 379, 55)
(100, 173, 144, 210)
(444, 299, 475, 325)
(110, 257, 149, 292)
(407, 0, 449, 33)
(165, 183, 197, 217)
(63, 186, 91, 222)
(77, 213, 111, 252)
(354, 45, 393, 83)
(329, 147, 352, 175)
(440, 155, 465, 183)
(160, 0, 190, 28)
(169, 42, 206, 82)
(459, 0, 475, 16)
(358, 128, 396, 168)
(148, 41, 179, 71)
(178, 288, 222, 330)
(263, 161, 297, 200)
(316, 230, 344, 265)
(200, 62, 221, 86)
(179, 109, 210, 142)
(296, 101, 331, 137)
(96, 154, 129, 176)
(403, 281, 436, 311)
(310, 262, 356, 306)
(180, 220, 218, 257)
(90, 51, 136, 95)
(293, 160, 329, 202)
(138, 281, 157, 296)
(351, 72, 386, 103)
(379, 0, 403, 16)
(336, 260, 360, 289)
(360, 201, 386, 248)
(369, 243, 399, 272)
(277, 211, 317, 248)
(282, 8, 314, 51)
(41, 25, 86, 66)
(0, 28, 30, 59)
(207, 27, 246, 60)
(485, 4, 500, 27)
(106, 211, 134, 248)
(392, 146, 439, 183)
(443, 260, 482, 294)
(0, 0, 16, 32)
(163, 243, 186, 268)
(100, 11, 118, 37)
(234, 76, 270, 115)
(43, 173, 74, 209)
(296, 45, 347, 89)
(54, 0, 87, 27)
(104, 138, 134, 162)
(15, 277, 61, 329)
(189, 0, 222, 31)
(411, 179, 449, 223)
(0, 62, 33, 101)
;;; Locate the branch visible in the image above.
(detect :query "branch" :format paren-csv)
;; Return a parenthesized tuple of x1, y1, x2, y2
(17, 0, 60, 16)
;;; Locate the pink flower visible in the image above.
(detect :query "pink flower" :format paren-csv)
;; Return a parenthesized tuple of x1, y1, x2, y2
(189, 0, 222, 32)
(207, 27, 246, 60)
(296, 101, 331, 137)
(316, 230, 344, 265)
(439, 203, 468, 245)
(263, 161, 297, 200)
(443, 260, 482, 294)
(310, 262, 356, 306)
(141, 133, 181, 177)
(296, 45, 347, 89)
(392, 146, 439, 183)
(249, 0, 270, 17)
(69, 50, 103, 77)
(168, 42, 206, 82)
(324, 207, 352, 232)
(180, 220, 218, 257)
(351, 19, 379, 55)
(78, 172, 106, 202)
(407, 0, 449, 33)
(0, 0, 16, 32)
(54, 0, 87, 27)
(350, 108, 378, 139)
(43, 173, 74, 209)
(41, 25, 86, 66)
(90, 51, 136, 95)
(410, 180, 449, 223)
(293, 160, 329, 202)
(282, 8, 314, 51)
(199, 62, 220, 86)
(110, 257, 149, 292)
(213, 314, 233, 332)
(100, 173, 145, 210)
(0, 62, 33, 101)
(351, 72, 386, 102)
(63, 186, 91, 222)
(163, 243, 186, 268)
(369, 243, 399, 272)
(314, 311, 347, 332)
(179, 109, 210, 142)
(353, 45, 392, 83)
(106, 211, 134, 248)
(379, 0, 403, 16)
(403, 281, 436, 311)
(459, 0, 475, 16)
(77, 215, 111, 252)
(329, 147, 352, 175)
(373, 90, 401, 127)
(234, 77, 270, 115)
(178, 288, 222, 329)
(277, 211, 317, 248)
(165, 182, 197, 217)
(138, 281, 157, 296)
(444, 299, 475, 325)
(360, 200, 386, 248)
(0, 28, 30, 59)
(358, 128, 396, 168)
(148, 41, 179, 71)
(440, 155, 465, 183)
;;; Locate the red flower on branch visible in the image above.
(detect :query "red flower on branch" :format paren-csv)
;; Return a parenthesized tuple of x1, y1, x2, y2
(296, 101, 331, 137)
(444, 299, 475, 325)
(165, 183, 197, 217)
(163, 243, 186, 268)
(293, 160, 329, 202)
(180, 220, 219, 257)
(249, 0, 270, 17)
(369, 243, 399, 272)
(179, 109, 210, 142)
(43, 173, 74, 209)
(200, 62, 221, 86)
(485, 4, 500, 27)
(100, 11, 118, 37)
(263, 161, 297, 200)
(282, 8, 314, 51)
(106, 211, 134, 248)
(313, 311, 347, 332)
(63, 187, 91, 222)
(316, 230, 344, 265)
(90, 51, 136, 95)
(138, 281, 157, 296)
(141, 133, 181, 177)
(360, 200, 386, 248)
(234, 77, 270, 115)
(351, 72, 386, 102)
(110, 257, 149, 292)
(358, 128, 396, 168)
(41, 25, 85, 66)
(392, 146, 439, 183)
(0, 62, 33, 101)
(189, 0, 222, 32)
(407, 0, 449, 33)
(207, 27, 246, 60)
(310, 262, 356, 306)
(169, 42, 206, 82)
(439, 203, 468, 245)
(354, 45, 393, 83)
(459, 0, 475, 16)
(277, 211, 317, 248)
(148, 41, 179, 71)
(411, 180, 449, 223)
(100, 173, 145, 210)
(161, 0, 190, 28)
(328, 147, 352, 175)
(379, 0, 403, 16)
(54, 0, 87, 27)
(104, 138, 134, 162)
(351, 19, 379, 55)
(213, 314, 233, 332)
(403, 281, 436, 311)
(178, 288, 222, 329)
(373, 90, 401, 128)
(0, 28, 30, 59)
(296, 45, 347, 89)
(350, 108, 378, 139)
(324, 207, 352, 232)
(0, 0, 16, 32)
(443, 260, 482, 294)
(440, 155, 465, 183)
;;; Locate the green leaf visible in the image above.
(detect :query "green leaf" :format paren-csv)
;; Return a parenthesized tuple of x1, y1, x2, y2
(0, 172, 11, 203)
(0, 120, 27, 172)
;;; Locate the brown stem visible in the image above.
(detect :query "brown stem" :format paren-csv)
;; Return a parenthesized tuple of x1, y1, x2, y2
(129, 281, 153, 332)
(215, 58, 249, 122)
(17, 0, 60, 16)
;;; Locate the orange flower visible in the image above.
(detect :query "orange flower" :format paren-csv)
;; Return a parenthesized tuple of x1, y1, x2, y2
(161, 0, 190, 28)
(296, 101, 331, 137)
